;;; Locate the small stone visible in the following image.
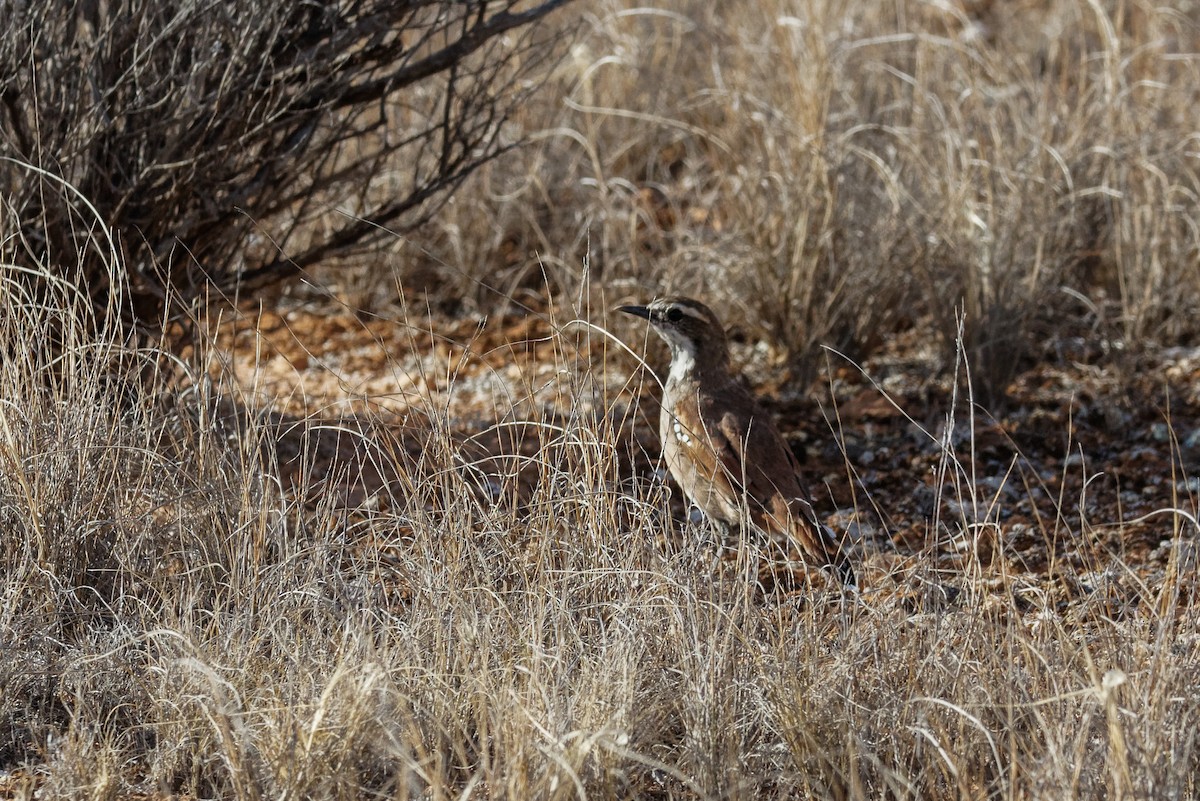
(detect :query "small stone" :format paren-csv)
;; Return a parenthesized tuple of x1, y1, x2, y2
(1177, 477, 1200, 494)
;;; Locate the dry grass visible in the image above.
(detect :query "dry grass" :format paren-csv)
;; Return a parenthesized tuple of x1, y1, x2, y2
(401, 0, 1200, 398)
(3, 234, 1200, 798)
(4, 1, 1200, 799)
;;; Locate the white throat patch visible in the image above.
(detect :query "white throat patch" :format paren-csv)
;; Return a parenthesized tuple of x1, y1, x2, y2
(666, 336, 697, 377)
(648, 320, 699, 378)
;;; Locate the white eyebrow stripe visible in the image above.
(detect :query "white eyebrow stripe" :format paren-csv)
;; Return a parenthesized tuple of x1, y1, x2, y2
(652, 302, 711, 323)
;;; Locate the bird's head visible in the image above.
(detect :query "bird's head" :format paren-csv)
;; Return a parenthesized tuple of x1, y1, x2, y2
(617, 296, 729, 373)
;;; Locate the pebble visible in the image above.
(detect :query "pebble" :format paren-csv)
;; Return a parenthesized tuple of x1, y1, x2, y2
(1177, 477, 1200, 494)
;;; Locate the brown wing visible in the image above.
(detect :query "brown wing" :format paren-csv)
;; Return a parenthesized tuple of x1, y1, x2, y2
(700, 387, 856, 584)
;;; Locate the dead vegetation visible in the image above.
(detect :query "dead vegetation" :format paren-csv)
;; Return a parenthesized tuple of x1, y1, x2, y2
(3, 0, 1200, 799)
(0, 0, 570, 330)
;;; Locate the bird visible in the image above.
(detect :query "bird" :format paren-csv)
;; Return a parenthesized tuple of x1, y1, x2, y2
(618, 296, 857, 588)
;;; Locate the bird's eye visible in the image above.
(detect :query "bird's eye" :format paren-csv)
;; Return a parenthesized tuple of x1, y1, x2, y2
(666, 307, 684, 322)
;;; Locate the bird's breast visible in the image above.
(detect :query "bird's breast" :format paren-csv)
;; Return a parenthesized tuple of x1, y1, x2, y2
(659, 405, 740, 527)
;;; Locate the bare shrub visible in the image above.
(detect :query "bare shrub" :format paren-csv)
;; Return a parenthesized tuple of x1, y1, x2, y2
(0, 0, 572, 332)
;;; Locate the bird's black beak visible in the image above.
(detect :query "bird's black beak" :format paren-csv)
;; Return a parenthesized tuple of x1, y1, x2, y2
(617, 304, 652, 320)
